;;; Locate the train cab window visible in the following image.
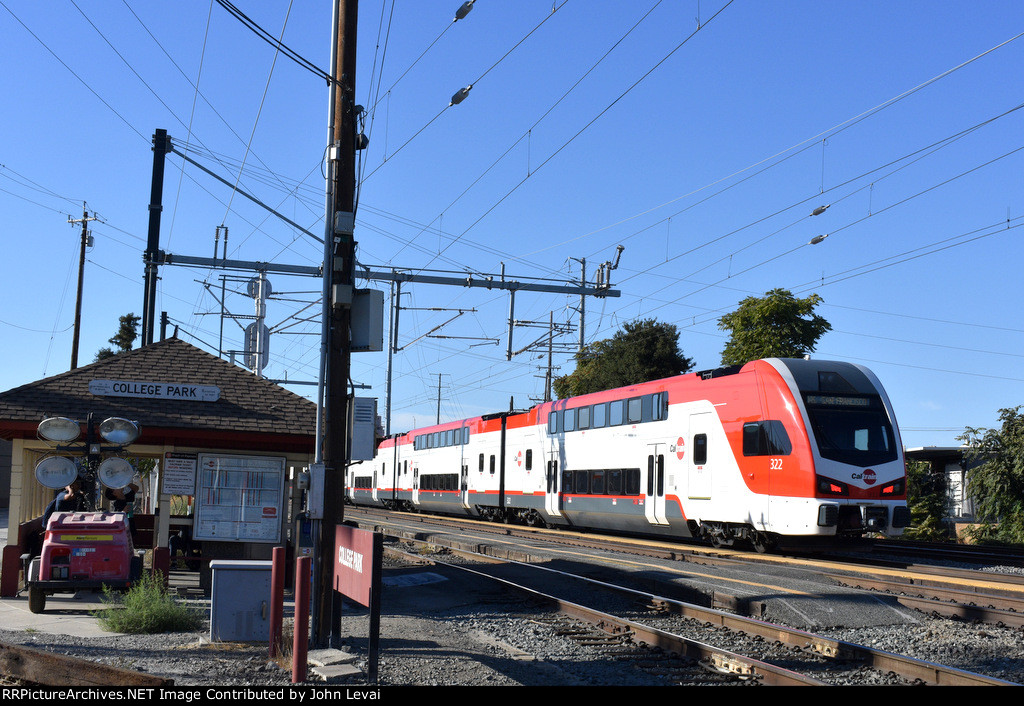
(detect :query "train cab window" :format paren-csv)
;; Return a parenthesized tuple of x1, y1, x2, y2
(592, 403, 607, 428)
(489, 455, 496, 475)
(564, 408, 576, 432)
(577, 406, 590, 430)
(627, 397, 642, 424)
(743, 421, 793, 456)
(525, 449, 533, 470)
(610, 400, 625, 426)
(693, 434, 708, 465)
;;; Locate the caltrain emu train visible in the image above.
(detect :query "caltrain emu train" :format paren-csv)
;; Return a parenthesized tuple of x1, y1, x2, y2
(346, 358, 910, 551)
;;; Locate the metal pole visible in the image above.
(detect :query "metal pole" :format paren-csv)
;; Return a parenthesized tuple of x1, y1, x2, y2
(142, 129, 170, 346)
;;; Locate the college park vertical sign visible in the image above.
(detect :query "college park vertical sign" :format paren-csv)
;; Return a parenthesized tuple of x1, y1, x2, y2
(333, 524, 382, 682)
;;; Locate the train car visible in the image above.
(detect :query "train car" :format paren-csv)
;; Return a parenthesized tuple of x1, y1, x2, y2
(349, 358, 910, 550)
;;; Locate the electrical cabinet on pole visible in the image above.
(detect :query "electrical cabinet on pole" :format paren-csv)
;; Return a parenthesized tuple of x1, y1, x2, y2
(315, 0, 358, 647)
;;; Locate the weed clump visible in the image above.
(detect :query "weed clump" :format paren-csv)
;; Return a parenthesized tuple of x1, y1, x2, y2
(96, 572, 204, 634)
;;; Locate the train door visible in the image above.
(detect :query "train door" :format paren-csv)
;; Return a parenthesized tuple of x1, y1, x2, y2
(645, 445, 668, 526)
(545, 450, 562, 518)
(411, 463, 419, 505)
(460, 460, 470, 509)
(688, 412, 713, 499)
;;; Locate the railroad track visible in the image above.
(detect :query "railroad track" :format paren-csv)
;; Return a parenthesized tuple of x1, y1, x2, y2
(348, 506, 1024, 631)
(352, 509, 1018, 686)
(381, 539, 1015, 686)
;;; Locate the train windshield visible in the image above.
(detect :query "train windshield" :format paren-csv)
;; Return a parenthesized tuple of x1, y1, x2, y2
(803, 394, 898, 466)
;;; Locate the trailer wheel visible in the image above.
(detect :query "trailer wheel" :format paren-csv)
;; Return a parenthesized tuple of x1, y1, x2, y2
(28, 585, 46, 614)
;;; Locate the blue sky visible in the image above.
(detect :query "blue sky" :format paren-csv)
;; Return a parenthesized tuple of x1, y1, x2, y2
(1, 1, 1022, 450)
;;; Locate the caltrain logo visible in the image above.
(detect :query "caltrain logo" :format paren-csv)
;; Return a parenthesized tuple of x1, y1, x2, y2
(675, 437, 685, 460)
(515, 451, 523, 467)
(853, 468, 877, 485)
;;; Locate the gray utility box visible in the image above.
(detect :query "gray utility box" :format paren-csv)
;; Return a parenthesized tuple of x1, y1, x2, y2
(209, 560, 272, 642)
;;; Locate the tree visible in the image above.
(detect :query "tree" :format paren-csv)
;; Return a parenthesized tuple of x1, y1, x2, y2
(959, 407, 1024, 544)
(553, 318, 694, 399)
(95, 313, 141, 362)
(717, 288, 831, 366)
(903, 458, 949, 541)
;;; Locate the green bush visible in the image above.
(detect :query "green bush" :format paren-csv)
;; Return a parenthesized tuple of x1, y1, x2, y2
(95, 572, 204, 634)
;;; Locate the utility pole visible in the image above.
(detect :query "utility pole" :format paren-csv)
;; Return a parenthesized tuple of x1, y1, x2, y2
(142, 129, 171, 346)
(68, 207, 98, 369)
(315, 0, 358, 647)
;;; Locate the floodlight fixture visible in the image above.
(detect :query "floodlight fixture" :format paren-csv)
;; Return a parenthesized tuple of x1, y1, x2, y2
(97, 457, 135, 489)
(37, 417, 82, 443)
(34, 455, 79, 489)
(98, 417, 141, 446)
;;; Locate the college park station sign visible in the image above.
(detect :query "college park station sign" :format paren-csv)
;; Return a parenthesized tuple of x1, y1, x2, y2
(89, 379, 221, 402)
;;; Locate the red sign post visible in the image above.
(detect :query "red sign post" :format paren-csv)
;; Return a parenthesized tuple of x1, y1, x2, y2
(333, 524, 382, 682)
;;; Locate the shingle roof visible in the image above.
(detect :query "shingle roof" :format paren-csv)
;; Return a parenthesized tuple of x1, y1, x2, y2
(0, 337, 317, 449)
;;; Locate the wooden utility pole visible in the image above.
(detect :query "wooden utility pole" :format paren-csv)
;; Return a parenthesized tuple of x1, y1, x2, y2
(68, 207, 98, 369)
(315, 0, 358, 647)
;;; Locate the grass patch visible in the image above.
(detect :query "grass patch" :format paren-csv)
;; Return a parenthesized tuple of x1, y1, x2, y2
(95, 572, 204, 634)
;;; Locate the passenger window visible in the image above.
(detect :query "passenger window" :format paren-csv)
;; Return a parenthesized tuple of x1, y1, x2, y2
(694, 434, 708, 465)
(652, 392, 667, 421)
(591, 470, 605, 495)
(578, 406, 590, 430)
(625, 468, 641, 495)
(610, 400, 624, 426)
(564, 408, 576, 432)
(548, 411, 560, 434)
(607, 470, 622, 495)
(592, 403, 606, 428)
(627, 397, 642, 423)
(574, 470, 590, 494)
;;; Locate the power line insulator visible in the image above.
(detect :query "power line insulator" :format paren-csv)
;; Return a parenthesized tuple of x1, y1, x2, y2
(450, 85, 473, 106)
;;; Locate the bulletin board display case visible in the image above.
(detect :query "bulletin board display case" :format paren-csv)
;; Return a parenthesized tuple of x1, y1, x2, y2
(193, 454, 286, 543)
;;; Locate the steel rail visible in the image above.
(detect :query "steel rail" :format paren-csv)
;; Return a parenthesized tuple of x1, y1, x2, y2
(384, 545, 825, 686)
(365, 516, 1019, 686)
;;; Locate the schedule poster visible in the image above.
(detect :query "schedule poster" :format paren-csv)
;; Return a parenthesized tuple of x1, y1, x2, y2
(193, 454, 285, 543)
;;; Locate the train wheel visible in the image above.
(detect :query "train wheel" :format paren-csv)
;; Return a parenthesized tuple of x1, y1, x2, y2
(750, 532, 776, 554)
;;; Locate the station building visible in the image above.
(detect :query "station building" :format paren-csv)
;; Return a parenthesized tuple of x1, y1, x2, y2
(0, 336, 318, 595)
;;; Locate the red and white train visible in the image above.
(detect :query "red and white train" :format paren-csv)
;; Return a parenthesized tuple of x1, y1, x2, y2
(346, 358, 910, 550)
